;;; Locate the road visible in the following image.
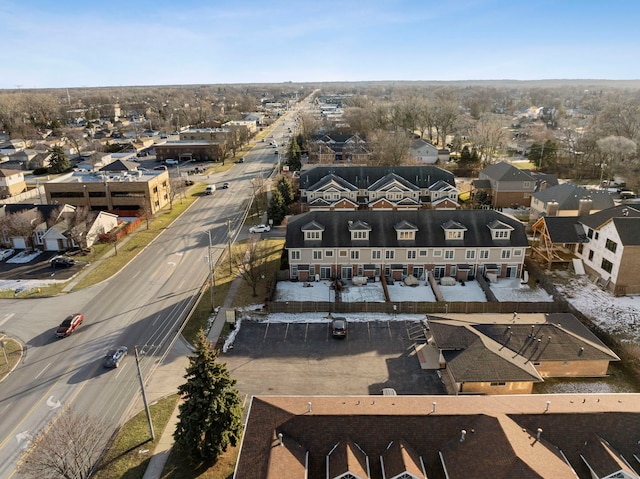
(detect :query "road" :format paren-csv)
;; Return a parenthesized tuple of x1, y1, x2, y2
(0, 111, 298, 478)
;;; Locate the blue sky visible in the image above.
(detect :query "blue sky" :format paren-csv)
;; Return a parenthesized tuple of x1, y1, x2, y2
(2, 0, 639, 89)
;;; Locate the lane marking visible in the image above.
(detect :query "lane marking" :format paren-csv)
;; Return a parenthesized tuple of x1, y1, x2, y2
(0, 313, 15, 328)
(34, 362, 51, 380)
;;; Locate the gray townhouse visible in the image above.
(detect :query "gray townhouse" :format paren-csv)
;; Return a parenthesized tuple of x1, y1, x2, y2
(285, 210, 529, 282)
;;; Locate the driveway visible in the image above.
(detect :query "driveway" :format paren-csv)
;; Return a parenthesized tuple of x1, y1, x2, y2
(221, 319, 446, 398)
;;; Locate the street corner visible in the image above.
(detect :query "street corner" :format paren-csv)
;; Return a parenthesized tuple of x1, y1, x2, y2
(0, 336, 24, 382)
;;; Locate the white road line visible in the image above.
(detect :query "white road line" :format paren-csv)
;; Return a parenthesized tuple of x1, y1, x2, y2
(34, 362, 51, 380)
(0, 313, 15, 328)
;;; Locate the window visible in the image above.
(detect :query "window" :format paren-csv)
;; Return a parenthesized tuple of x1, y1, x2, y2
(339, 250, 347, 257)
(313, 250, 322, 260)
(605, 239, 618, 253)
(407, 250, 416, 260)
(588, 250, 594, 261)
(523, 181, 531, 189)
(291, 250, 300, 260)
(493, 230, 510, 239)
(444, 250, 454, 259)
(601, 258, 613, 273)
(372, 250, 381, 260)
(385, 250, 395, 260)
(304, 231, 321, 240)
(595, 232, 599, 240)
(480, 250, 489, 259)
(490, 382, 507, 387)
(351, 250, 359, 260)
(466, 250, 476, 260)
(398, 230, 415, 240)
(433, 250, 442, 257)
(501, 249, 511, 259)
(446, 230, 463, 240)
(325, 250, 333, 257)
(419, 250, 427, 257)
(351, 230, 368, 240)
(587, 228, 594, 239)
(513, 249, 522, 256)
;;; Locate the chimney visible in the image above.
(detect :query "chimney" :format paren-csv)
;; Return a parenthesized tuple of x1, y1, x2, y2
(546, 200, 559, 217)
(460, 430, 467, 442)
(536, 428, 543, 441)
(578, 196, 593, 216)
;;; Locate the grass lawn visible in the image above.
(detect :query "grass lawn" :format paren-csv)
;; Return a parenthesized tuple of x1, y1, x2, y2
(0, 337, 22, 378)
(93, 394, 180, 479)
(160, 445, 238, 479)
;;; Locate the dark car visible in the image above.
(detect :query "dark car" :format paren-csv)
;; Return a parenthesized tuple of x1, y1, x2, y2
(221, 182, 230, 189)
(236, 157, 245, 163)
(51, 256, 75, 268)
(103, 346, 128, 368)
(55, 313, 84, 338)
(331, 317, 347, 338)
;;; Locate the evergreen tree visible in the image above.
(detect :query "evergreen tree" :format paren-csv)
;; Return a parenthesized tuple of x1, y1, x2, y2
(173, 329, 243, 464)
(48, 145, 70, 173)
(276, 176, 294, 205)
(287, 136, 302, 171)
(267, 188, 286, 225)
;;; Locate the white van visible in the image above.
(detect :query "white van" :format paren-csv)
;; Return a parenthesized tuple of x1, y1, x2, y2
(205, 184, 216, 195)
(165, 158, 179, 166)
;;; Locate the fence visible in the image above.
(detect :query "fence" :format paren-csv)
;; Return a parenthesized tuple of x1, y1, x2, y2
(266, 300, 564, 315)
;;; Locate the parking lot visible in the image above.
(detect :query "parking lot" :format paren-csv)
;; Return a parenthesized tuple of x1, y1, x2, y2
(222, 319, 446, 398)
(0, 250, 82, 282)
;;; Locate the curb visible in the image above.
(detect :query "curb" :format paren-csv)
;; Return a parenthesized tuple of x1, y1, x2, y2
(0, 336, 24, 383)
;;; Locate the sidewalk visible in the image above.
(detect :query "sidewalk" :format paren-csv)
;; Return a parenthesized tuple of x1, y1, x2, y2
(140, 247, 247, 479)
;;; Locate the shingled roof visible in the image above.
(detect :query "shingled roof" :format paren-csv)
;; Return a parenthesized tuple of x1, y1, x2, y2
(285, 210, 528, 249)
(235, 395, 640, 479)
(532, 183, 615, 210)
(299, 165, 455, 190)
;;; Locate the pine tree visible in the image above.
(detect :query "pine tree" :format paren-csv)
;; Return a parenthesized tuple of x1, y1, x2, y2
(48, 145, 70, 173)
(173, 329, 243, 464)
(276, 176, 294, 205)
(267, 188, 286, 225)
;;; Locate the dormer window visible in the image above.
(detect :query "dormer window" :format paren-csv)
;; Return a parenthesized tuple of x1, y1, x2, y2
(348, 220, 372, 241)
(442, 220, 467, 241)
(394, 220, 418, 241)
(301, 220, 325, 241)
(487, 220, 514, 240)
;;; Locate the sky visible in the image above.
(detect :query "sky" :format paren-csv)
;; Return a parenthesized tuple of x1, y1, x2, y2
(2, 0, 639, 89)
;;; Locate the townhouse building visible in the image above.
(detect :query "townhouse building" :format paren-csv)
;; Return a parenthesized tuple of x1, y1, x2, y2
(285, 210, 528, 282)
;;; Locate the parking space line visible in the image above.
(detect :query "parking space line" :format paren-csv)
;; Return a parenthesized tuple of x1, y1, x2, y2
(367, 322, 371, 341)
(284, 323, 290, 341)
(262, 323, 269, 342)
(305, 323, 309, 342)
(387, 321, 392, 339)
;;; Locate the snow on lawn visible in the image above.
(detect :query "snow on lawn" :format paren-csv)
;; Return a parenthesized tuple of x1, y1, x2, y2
(0, 279, 65, 293)
(387, 281, 436, 302)
(247, 311, 428, 323)
(275, 280, 335, 302)
(340, 283, 386, 302)
(490, 278, 554, 302)
(439, 280, 487, 302)
(551, 270, 640, 342)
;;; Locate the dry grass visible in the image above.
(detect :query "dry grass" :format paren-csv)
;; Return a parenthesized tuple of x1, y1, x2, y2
(160, 445, 238, 479)
(0, 337, 22, 378)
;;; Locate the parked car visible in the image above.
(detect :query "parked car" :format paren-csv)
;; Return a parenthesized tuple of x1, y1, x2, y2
(103, 346, 128, 368)
(153, 165, 167, 171)
(55, 313, 84, 338)
(274, 150, 279, 154)
(331, 317, 347, 338)
(184, 179, 194, 186)
(50, 256, 75, 268)
(236, 157, 245, 163)
(221, 182, 230, 189)
(205, 184, 216, 195)
(165, 158, 179, 166)
(249, 224, 271, 233)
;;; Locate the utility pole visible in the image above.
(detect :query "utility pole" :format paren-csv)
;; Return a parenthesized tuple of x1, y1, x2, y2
(227, 218, 233, 275)
(205, 229, 216, 310)
(134, 346, 155, 441)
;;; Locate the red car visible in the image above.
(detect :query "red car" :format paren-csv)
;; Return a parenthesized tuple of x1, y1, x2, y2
(55, 313, 84, 338)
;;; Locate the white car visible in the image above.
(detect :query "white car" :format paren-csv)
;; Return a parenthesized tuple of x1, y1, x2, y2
(249, 224, 271, 233)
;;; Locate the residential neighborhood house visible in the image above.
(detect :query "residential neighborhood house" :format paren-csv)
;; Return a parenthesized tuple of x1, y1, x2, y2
(473, 161, 536, 208)
(531, 204, 640, 295)
(529, 183, 615, 221)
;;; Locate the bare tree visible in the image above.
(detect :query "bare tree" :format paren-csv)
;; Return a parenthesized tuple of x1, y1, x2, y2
(432, 96, 459, 148)
(233, 238, 269, 297)
(17, 407, 109, 479)
(4, 209, 44, 249)
(597, 135, 638, 178)
(467, 113, 507, 166)
(368, 128, 412, 166)
(63, 206, 96, 250)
